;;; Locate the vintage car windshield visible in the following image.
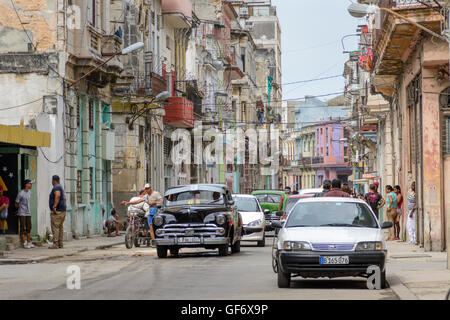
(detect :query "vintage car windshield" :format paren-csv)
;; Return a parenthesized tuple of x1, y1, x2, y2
(164, 190, 225, 206)
(254, 194, 281, 204)
(285, 202, 379, 228)
(233, 197, 260, 212)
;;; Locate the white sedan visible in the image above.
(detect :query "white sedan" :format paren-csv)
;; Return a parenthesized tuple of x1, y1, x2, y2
(272, 197, 392, 288)
(232, 195, 267, 247)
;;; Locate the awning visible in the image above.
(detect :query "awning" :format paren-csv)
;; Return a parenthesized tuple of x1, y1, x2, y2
(0, 124, 51, 147)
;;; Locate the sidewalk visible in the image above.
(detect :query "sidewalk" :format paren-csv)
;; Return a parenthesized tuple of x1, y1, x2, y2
(386, 240, 450, 300)
(0, 234, 125, 265)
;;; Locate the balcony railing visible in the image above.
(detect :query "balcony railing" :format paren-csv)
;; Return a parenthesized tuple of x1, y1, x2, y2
(128, 73, 168, 97)
(312, 157, 324, 165)
(163, 97, 194, 128)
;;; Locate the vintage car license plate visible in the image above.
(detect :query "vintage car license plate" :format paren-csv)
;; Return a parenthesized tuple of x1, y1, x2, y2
(178, 237, 201, 244)
(320, 256, 349, 265)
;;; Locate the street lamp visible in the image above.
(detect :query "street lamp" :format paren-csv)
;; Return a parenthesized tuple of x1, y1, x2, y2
(127, 90, 171, 130)
(347, 3, 448, 42)
(68, 42, 145, 88)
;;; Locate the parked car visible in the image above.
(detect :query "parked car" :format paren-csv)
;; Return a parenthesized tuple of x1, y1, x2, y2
(251, 190, 289, 230)
(152, 184, 243, 258)
(272, 197, 392, 288)
(232, 194, 267, 247)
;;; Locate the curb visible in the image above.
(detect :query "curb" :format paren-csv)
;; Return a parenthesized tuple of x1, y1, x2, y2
(0, 239, 124, 265)
(95, 241, 124, 250)
(0, 248, 88, 265)
(387, 274, 419, 300)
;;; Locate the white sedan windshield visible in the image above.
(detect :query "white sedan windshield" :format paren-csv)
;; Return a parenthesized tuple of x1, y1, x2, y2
(286, 202, 378, 228)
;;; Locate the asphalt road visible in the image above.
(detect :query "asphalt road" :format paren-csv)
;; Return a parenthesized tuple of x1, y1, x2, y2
(0, 237, 397, 300)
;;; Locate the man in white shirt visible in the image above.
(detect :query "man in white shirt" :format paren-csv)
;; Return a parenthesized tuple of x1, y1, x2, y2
(121, 183, 162, 239)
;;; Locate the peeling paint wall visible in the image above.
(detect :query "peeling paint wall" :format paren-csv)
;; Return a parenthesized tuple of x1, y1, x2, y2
(0, 0, 57, 53)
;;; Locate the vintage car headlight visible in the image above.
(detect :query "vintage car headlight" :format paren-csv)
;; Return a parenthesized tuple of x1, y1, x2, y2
(155, 229, 163, 236)
(247, 219, 263, 227)
(153, 215, 164, 227)
(283, 241, 311, 251)
(216, 214, 226, 225)
(355, 241, 382, 251)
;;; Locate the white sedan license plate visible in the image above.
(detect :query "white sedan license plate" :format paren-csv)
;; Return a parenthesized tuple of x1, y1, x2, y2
(178, 237, 200, 244)
(320, 256, 349, 265)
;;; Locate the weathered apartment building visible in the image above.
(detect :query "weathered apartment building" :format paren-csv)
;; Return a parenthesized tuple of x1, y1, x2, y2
(281, 97, 350, 191)
(0, 0, 284, 241)
(350, 0, 450, 252)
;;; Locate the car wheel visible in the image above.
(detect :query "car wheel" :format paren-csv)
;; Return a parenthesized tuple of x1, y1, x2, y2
(170, 248, 179, 256)
(380, 269, 387, 289)
(231, 240, 241, 253)
(218, 244, 228, 256)
(277, 270, 291, 288)
(156, 246, 168, 258)
(257, 233, 265, 247)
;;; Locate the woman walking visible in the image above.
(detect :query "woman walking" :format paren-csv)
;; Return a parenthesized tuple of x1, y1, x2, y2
(394, 185, 403, 240)
(407, 182, 416, 244)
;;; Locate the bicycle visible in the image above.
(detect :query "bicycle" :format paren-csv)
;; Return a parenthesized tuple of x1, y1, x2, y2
(125, 211, 152, 249)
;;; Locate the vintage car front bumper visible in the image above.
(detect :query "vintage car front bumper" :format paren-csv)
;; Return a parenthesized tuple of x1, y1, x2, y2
(153, 237, 228, 246)
(153, 223, 228, 246)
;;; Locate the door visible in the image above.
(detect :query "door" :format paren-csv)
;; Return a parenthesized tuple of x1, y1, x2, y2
(22, 153, 38, 238)
(0, 153, 19, 234)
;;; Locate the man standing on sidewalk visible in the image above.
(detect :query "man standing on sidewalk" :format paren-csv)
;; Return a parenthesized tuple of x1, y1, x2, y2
(15, 180, 34, 249)
(48, 175, 67, 249)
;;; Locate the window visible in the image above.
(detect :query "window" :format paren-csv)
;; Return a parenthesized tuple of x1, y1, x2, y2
(89, 100, 94, 130)
(77, 99, 81, 127)
(326, 146, 329, 156)
(241, 102, 247, 122)
(91, 0, 96, 27)
(77, 170, 82, 203)
(241, 47, 246, 72)
(89, 167, 94, 199)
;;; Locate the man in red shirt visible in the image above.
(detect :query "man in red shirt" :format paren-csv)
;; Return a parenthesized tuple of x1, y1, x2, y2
(323, 179, 350, 198)
(0, 186, 9, 234)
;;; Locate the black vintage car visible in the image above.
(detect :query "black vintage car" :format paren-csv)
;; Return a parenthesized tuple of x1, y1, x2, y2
(152, 184, 243, 258)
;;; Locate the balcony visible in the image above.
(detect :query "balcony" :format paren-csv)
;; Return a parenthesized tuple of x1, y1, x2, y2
(114, 72, 167, 98)
(227, 51, 245, 80)
(163, 97, 194, 128)
(311, 156, 347, 167)
(372, 1, 443, 76)
(162, 0, 192, 28)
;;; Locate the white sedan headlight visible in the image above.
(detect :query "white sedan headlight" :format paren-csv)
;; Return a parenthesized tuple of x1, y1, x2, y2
(355, 241, 382, 251)
(283, 241, 312, 251)
(247, 219, 263, 227)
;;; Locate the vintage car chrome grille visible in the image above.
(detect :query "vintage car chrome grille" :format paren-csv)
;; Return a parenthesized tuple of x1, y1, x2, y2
(311, 243, 355, 251)
(157, 223, 224, 237)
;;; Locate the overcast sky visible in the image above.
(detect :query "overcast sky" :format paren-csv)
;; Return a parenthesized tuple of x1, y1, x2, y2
(272, 0, 364, 101)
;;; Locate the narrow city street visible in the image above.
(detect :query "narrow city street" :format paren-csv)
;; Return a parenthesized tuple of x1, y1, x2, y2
(0, 237, 396, 300)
